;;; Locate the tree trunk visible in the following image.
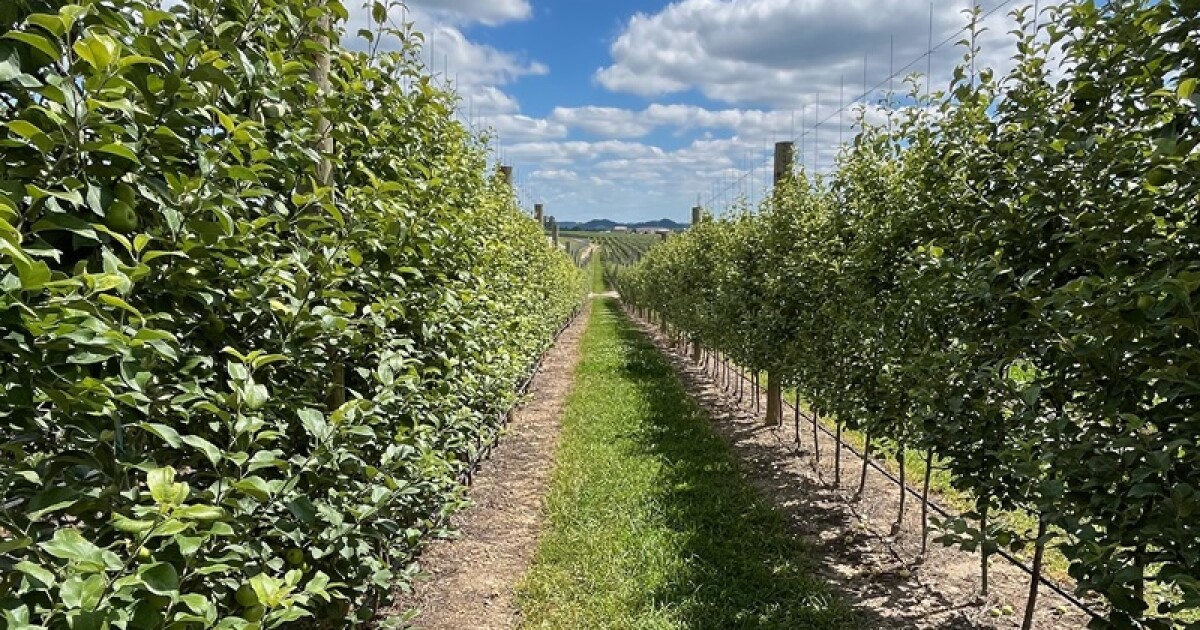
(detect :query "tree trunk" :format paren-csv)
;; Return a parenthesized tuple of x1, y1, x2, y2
(834, 422, 843, 486)
(921, 450, 933, 556)
(1021, 517, 1049, 630)
(793, 390, 802, 450)
(753, 372, 760, 413)
(894, 440, 906, 536)
(856, 435, 872, 498)
(980, 501, 990, 596)
(811, 408, 821, 472)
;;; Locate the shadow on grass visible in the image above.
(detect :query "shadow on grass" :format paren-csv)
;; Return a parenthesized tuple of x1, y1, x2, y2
(602, 298, 985, 630)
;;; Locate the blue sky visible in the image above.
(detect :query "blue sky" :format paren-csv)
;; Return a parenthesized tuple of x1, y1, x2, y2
(387, 0, 1047, 223)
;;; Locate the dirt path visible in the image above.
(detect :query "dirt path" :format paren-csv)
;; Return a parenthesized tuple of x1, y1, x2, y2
(628, 308, 1096, 630)
(389, 305, 590, 629)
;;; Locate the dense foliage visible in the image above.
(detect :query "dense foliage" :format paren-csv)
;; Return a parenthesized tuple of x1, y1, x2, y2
(620, 1, 1199, 627)
(0, 0, 583, 627)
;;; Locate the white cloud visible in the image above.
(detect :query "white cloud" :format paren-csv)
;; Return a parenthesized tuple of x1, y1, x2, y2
(459, 85, 521, 116)
(421, 23, 546, 89)
(548, 107, 657, 139)
(488, 115, 570, 142)
(531, 169, 580, 182)
(595, 0, 1053, 108)
(404, 0, 532, 25)
(341, 4, 544, 121)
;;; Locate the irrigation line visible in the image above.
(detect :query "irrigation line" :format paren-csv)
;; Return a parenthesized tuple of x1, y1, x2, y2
(705, 344, 1104, 623)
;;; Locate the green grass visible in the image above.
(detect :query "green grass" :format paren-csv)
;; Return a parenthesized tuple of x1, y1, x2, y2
(588, 250, 606, 293)
(516, 299, 856, 630)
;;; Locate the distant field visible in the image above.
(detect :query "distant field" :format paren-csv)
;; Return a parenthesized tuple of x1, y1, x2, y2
(560, 232, 664, 266)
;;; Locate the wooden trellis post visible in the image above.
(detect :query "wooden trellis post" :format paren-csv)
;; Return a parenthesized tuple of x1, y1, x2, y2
(764, 141, 795, 426)
(535, 203, 544, 227)
(688, 205, 703, 361)
(311, 3, 344, 412)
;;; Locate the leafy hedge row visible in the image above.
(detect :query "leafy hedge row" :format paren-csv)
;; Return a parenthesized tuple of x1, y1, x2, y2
(0, 1, 583, 627)
(620, 2, 1198, 627)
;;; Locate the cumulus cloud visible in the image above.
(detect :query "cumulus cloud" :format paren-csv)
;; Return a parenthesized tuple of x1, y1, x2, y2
(531, 169, 580, 182)
(340, 3, 543, 120)
(488, 115, 570, 142)
(595, 0, 1054, 108)
(404, 0, 532, 25)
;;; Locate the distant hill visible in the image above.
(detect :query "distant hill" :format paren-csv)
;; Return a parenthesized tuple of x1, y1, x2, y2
(558, 218, 688, 232)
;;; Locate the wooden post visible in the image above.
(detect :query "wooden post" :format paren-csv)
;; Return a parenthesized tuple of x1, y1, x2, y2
(311, 4, 344, 412)
(500, 165, 514, 187)
(689, 207, 702, 360)
(774, 141, 796, 186)
(764, 141, 795, 426)
(535, 203, 544, 227)
(550, 216, 559, 248)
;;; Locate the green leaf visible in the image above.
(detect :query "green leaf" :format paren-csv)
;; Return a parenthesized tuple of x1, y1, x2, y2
(249, 573, 291, 608)
(72, 33, 118, 70)
(111, 514, 156, 534)
(0, 536, 32, 554)
(1179, 77, 1197, 101)
(117, 55, 165, 69)
(243, 380, 269, 410)
(6, 119, 44, 142)
(60, 574, 105, 611)
(94, 142, 140, 163)
(39, 529, 119, 573)
(233, 476, 272, 501)
(25, 14, 65, 37)
(181, 434, 222, 465)
(4, 31, 60, 60)
(175, 505, 225, 521)
(14, 560, 56, 588)
(146, 466, 189, 507)
(298, 408, 330, 443)
(139, 422, 182, 448)
(99, 293, 145, 321)
(139, 562, 180, 596)
(26, 486, 80, 521)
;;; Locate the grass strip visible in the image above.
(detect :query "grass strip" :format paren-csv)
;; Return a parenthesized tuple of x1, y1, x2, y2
(517, 299, 856, 630)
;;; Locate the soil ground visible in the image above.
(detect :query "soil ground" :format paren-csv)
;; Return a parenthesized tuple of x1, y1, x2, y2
(388, 303, 590, 630)
(629, 308, 1097, 630)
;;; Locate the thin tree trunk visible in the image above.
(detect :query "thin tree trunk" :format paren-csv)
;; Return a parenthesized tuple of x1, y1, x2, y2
(834, 422, 843, 486)
(1021, 517, 1049, 630)
(811, 408, 821, 472)
(981, 501, 990, 596)
(793, 390, 802, 450)
(729, 362, 739, 403)
(893, 440, 906, 536)
(856, 435, 872, 498)
(921, 450, 933, 556)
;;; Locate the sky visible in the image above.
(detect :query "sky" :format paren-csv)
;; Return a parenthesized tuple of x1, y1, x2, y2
(358, 0, 1054, 224)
